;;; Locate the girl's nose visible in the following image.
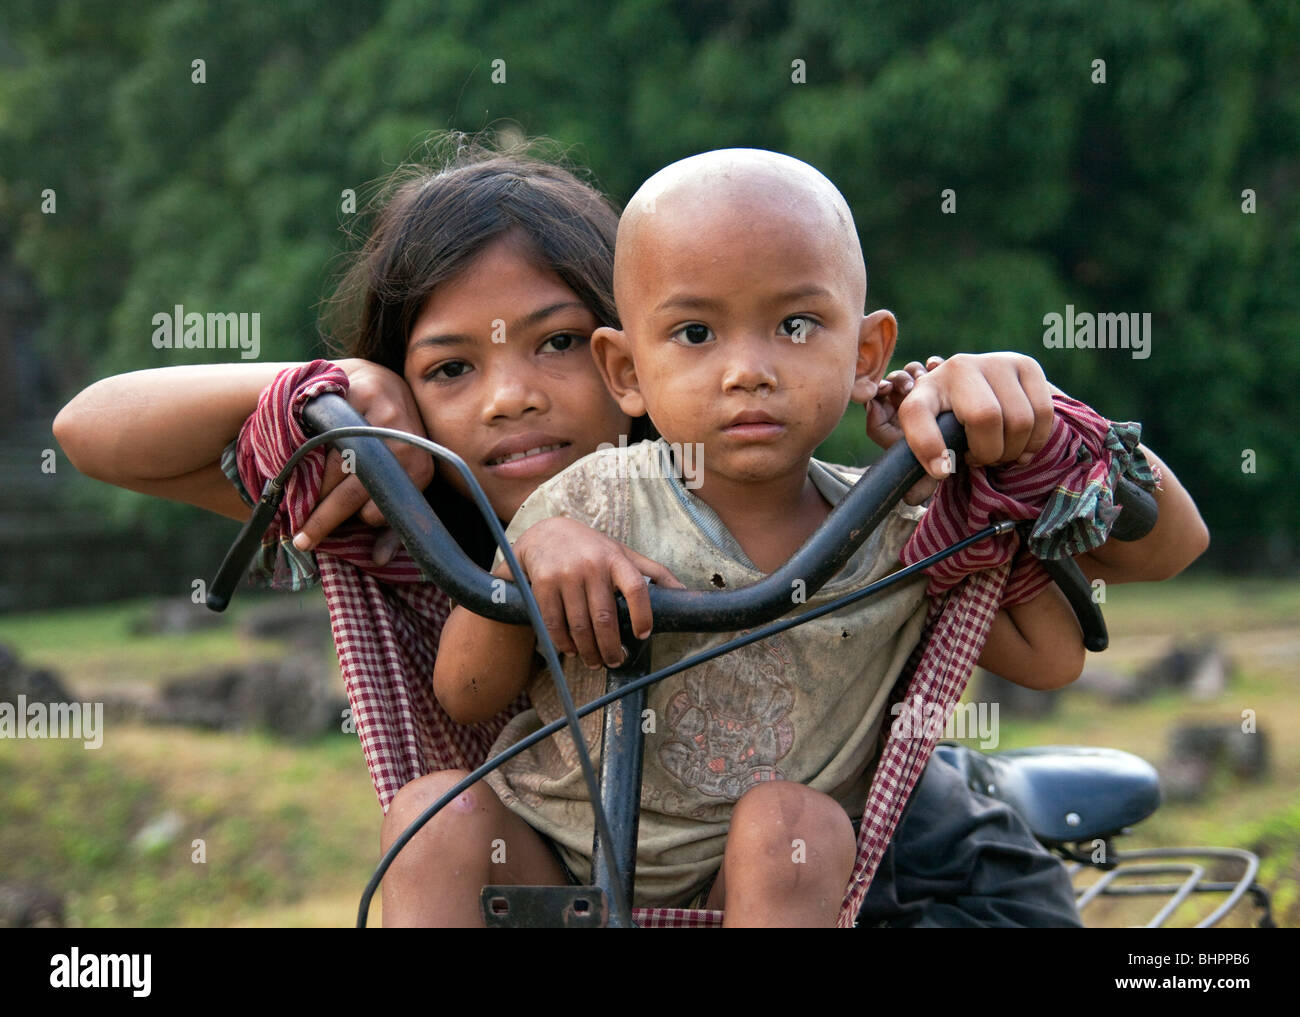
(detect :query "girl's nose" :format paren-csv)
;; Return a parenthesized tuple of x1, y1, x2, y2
(480, 363, 549, 421)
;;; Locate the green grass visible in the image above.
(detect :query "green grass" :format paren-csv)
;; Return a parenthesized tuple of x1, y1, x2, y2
(0, 591, 335, 690)
(0, 588, 369, 927)
(1098, 573, 1300, 638)
(0, 725, 378, 927)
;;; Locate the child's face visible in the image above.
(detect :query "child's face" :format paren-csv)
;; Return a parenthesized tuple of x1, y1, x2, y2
(594, 188, 894, 490)
(404, 234, 632, 520)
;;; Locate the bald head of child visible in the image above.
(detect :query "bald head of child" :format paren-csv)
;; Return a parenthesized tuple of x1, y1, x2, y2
(614, 148, 868, 317)
(591, 149, 898, 488)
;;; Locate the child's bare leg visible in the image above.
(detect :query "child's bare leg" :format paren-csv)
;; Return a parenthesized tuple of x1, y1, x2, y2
(708, 781, 856, 927)
(379, 769, 567, 927)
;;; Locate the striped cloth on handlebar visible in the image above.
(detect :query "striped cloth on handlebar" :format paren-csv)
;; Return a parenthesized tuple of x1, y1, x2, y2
(227, 360, 1159, 928)
(900, 394, 1162, 602)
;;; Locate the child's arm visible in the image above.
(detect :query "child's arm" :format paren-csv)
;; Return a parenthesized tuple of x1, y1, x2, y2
(433, 517, 684, 724)
(434, 598, 542, 726)
(53, 359, 432, 539)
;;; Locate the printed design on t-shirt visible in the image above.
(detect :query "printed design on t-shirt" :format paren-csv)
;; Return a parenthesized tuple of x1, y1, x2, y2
(659, 638, 795, 799)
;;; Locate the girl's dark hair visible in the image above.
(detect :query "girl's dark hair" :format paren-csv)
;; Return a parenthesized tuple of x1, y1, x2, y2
(323, 131, 652, 562)
(325, 131, 622, 372)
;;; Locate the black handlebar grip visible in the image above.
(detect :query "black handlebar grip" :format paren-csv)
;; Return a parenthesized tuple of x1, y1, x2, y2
(206, 483, 283, 612)
(1036, 552, 1109, 653)
(1109, 477, 1159, 542)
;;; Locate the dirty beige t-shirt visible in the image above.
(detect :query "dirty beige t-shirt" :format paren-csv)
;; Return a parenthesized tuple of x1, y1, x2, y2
(483, 440, 930, 908)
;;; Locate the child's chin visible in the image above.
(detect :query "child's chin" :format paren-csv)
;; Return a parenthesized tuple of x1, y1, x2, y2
(710, 448, 809, 483)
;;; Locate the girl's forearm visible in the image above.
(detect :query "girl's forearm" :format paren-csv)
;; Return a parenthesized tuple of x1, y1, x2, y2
(1041, 382, 1209, 583)
(1073, 444, 1209, 585)
(978, 583, 1086, 690)
(53, 363, 301, 520)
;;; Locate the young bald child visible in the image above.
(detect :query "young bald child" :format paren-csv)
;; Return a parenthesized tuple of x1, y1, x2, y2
(427, 149, 1205, 927)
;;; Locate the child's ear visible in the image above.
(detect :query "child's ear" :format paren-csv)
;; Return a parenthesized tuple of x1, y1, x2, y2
(851, 309, 899, 403)
(591, 326, 647, 418)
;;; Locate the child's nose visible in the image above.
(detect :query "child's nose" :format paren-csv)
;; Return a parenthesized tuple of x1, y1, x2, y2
(720, 334, 778, 395)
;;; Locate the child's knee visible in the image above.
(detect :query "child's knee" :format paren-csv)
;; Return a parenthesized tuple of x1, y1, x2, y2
(381, 770, 497, 850)
(729, 781, 855, 879)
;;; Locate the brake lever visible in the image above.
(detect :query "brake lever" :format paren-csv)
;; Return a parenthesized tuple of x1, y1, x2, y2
(1013, 477, 1159, 652)
(206, 478, 285, 612)
(1031, 547, 1109, 652)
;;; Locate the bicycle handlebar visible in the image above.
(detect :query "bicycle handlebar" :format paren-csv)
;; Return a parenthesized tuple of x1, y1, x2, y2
(299, 395, 961, 632)
(285, 394, 1155, 646)
(201, 391, 1161, 928)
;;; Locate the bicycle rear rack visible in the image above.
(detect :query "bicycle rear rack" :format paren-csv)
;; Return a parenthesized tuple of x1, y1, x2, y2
(1059, 843, 1276, 927)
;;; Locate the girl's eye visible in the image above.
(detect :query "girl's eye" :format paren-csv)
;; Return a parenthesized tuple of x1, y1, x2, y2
(538, 333, 583, 354)
(670, 323, 715, 346)
(780, 316, 817, 341)
(428, 360, 472, 381)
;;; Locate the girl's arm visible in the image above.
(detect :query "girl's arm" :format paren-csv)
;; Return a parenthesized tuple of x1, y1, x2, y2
(53, 360, 434, 536)
(891, 354, 1207, 690)
(1071, 443, 1208, 584)
(53, 363, 294, 520)
(975, 449, 1208, 691)
(978, 586, 1086, 690)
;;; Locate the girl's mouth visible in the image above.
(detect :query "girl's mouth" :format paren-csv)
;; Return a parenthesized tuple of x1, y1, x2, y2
(483, 441, 573, 479)
(487, 443, 568, 466)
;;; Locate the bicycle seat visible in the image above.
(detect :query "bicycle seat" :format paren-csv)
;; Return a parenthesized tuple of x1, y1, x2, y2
(933, 744, 1162, 844)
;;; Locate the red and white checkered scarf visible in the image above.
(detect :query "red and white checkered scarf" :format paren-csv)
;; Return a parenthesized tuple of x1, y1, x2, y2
(234, 361, 1158, 928)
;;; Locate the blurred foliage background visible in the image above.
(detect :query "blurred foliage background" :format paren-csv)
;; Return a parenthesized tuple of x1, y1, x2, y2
(1, 0, 1297, 576)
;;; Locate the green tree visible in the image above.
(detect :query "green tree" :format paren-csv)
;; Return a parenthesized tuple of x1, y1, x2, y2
(2, 0, 1295, 568)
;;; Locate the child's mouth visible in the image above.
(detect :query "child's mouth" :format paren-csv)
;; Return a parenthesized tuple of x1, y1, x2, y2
(722, 411, 785, 441)
(723, 422, 784, 438)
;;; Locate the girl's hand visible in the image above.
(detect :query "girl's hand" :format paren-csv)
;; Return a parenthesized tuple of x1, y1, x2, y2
(897, 352, 1056, 481)
(497, 518, 685, 669)
(864, 357, 944, 452)
(292, 360, 434, 559)
(864, 356, 944, 505)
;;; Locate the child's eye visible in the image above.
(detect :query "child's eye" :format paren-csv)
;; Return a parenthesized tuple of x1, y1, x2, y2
(779, 316, 818, 341)
(538, 333, 585, 354)
(669, 323, 715, 346)
(428, 360, 473, 381)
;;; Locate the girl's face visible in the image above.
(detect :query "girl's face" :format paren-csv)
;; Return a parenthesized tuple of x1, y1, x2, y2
(403, 233, 632, 520)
